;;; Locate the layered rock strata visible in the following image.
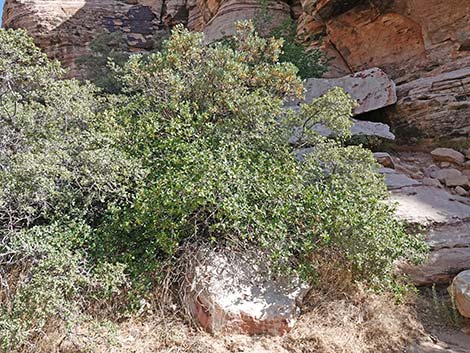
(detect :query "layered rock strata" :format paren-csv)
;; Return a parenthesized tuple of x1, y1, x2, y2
(296, 0, 470, 141)
(2, 0, 292, 73)
(2, 0, 165, 74)
(4, 0, 469, 140)
(374, 150, 470, 286)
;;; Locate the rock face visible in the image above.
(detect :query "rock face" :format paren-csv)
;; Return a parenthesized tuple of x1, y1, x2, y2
(2, 0, 168, 75)
(184, 249, 308, 335)
(297, 0, 470, 80)
(388, 68, 470, 139)
(377, 151, 470, 286)
(193, 0, 291, 42)
(296, 0, 470, 140)
(304, 68, 397, 115)
(2, 0, 291, 73)
(3, 0, 469, 140)
(450, 270, 470, 318)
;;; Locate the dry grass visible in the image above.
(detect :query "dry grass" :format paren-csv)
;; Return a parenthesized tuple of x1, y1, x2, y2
(285, 289, 422, 353)
(1, 251, 431, 353)
(27, 286, 424, 353)
(7, 249, 426, 353)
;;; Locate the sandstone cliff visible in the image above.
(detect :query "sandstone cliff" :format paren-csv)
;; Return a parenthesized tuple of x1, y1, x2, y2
(1, 0, 291, 73)
(296, 0, 470, 140)
(3, 0, 469, 140)
(2, 0, 167, 74)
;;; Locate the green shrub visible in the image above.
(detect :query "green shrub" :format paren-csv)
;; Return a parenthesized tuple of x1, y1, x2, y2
(76, 31, 130, 93)
(254, 0, 327, 79)
(0, 28, 142, 232)
(0, 24, 425, 351)
(0, 28, 141, 351)
(0, 223, 126, 352)
(100, 22, 424, 289)
(271, 18, 327, 79)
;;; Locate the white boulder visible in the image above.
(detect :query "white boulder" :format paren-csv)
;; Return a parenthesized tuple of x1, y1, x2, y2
(304, 68, 397, 115)
(184, 248, 308, 336)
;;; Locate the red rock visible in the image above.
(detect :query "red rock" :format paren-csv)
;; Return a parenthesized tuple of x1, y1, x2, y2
(450, 271, 470, 318)
(431, 148, 466, 165)
(2, 0, 165, 75)
(3, 0, 470, 140)
(199, 0, 291, 42)
(296, 0, 470, 140)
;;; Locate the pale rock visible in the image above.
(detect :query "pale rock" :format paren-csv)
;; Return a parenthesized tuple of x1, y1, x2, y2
(349, 119, 395, 141)
(289, 118, 395, 144)
(446, 175, 469, 188)
(463, 170, 470, 177)
(423, 164, 440, 178)
(422, 177, 442, 188)
(402, 247, 470, 286)
(390, 186, 470, 226)
(380, 168, 420, 190)
(374, 152, 395, 169)
(455, 186, 469, 197)
(450, 270, 470, 318)
(303, 68, 397, 115)
(440, 162, 451, 168)
(185, 248, 308, 335)
(400, 223, 470, 285)
(432, 168, 462, 183)
(426, 223, 470, 250)
(431, 148, 465, 165)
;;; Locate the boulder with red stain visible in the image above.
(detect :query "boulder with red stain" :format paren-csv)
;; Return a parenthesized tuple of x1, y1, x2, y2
(185, 249, 308, 336)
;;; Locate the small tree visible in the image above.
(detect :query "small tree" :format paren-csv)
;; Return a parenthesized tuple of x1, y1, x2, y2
(0, 29, 141, 351)
(101, 22, 424, 288)
(271, 18, 328, 79)
(76, 31, 130, 93)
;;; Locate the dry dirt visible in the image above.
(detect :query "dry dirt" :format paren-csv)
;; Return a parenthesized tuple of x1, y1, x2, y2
(33, 287, 470, 353)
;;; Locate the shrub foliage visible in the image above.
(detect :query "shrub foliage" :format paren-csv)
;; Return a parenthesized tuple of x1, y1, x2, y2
(0, 29, 140, 351)
(0, 24, 424, 351)
(102, 22, 423, 284)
